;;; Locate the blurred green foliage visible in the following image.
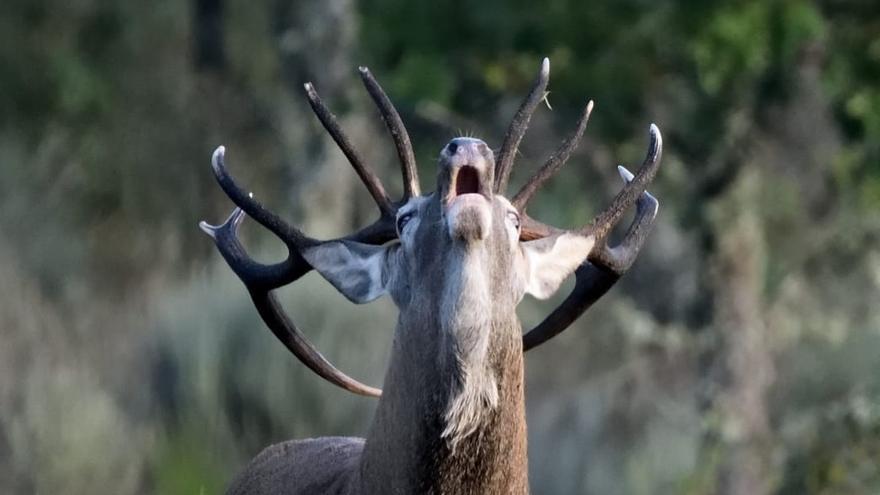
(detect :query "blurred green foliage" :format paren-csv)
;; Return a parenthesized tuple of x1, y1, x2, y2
(0, 0, 879, 494)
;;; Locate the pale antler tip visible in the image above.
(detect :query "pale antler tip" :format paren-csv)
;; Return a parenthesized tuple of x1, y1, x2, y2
(211, 146, 226, 173)
(651, 196, 660, 217)
(358, 66, 369, 74)
(230, 207, 246, 228)
(541, 57, 550, 76)
(648, 123, 663, 159)
(587, 100, 595, 112)
(198, 220, 217, 238)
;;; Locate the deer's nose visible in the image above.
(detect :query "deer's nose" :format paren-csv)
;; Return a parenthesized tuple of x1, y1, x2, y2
(446, 138, 491, 158)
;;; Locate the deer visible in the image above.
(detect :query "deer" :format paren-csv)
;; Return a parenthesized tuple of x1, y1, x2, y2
(200, 57, 662, 494)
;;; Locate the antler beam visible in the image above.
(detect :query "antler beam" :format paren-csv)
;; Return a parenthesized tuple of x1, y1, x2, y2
(201, 69, 421, 397)
(200, 149, 381, 396)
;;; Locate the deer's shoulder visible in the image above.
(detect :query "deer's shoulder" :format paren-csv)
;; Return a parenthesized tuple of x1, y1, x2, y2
(226, 436, 365, 495)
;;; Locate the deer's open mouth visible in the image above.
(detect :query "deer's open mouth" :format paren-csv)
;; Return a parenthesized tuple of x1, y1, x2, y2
(455, 166, 480, 196)
(446, 164, 491, 241)
(447, 165, 489, 208)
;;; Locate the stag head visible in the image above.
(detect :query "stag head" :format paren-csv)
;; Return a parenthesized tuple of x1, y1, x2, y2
(200, 57, 661, 399)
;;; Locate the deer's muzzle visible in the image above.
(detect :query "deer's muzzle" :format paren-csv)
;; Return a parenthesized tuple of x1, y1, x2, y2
(438, 137, 494, 206)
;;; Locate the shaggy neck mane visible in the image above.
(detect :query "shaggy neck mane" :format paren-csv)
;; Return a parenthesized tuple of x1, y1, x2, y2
(440, 247, 499, 448)
(358, 247, 529, 494)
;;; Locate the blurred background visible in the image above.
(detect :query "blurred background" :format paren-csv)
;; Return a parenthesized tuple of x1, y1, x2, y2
(1, 0, 879, 493)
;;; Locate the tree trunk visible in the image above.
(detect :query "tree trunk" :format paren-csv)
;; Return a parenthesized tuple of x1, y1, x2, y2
(271, 0, 390, 236)
(709, 170, 775, 495)
(193, 0, 226, 72)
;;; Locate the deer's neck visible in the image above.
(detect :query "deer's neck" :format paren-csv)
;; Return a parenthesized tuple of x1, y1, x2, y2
(430, 325, 528, 494)
(358, 254, 528, 494)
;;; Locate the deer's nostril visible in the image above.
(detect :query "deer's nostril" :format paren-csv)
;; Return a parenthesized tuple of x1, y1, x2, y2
(447, 141, 459, 155)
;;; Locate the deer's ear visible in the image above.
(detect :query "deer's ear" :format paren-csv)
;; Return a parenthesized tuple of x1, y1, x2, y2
(520, 233, 595, 299)
(301, 241, 400, 304)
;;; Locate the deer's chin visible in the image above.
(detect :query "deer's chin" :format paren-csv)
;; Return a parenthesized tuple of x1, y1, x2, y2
(446, 194, 491, 242)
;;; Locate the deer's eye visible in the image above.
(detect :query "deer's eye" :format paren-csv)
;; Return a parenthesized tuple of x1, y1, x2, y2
(507, 211, 520, 231)
(396, 212, 414, 233)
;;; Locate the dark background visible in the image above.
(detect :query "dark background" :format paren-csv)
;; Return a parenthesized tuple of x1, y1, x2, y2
(1, 0, 879, 493)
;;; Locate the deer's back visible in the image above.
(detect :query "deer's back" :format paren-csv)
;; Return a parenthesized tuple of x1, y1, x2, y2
(226, 436, 364, 495)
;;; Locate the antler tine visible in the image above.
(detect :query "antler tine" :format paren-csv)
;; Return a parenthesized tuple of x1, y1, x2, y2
(580, 124, 662, 242)
(200, 207, 381, 397)
(210, 145, 395, 272)
(211, 146, 314, 250)
(303, 82, 395, 217)
(593, 166, 659, 272)
(512, 100, 594, 210)
(495, 57, 551, 193)
(522, 177, 659, 351)
(209, 145, 397, 280)
(358, 67, 421, 199)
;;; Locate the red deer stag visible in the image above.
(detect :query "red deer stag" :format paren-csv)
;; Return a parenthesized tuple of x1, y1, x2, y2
(200, 58, 662, 494)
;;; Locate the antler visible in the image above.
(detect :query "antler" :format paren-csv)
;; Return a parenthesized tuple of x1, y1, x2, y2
(200, 71, 420, 397)
(496, 59, 663, 351)
(519, 127, 661, 351)
(522, 163, 660, 350)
